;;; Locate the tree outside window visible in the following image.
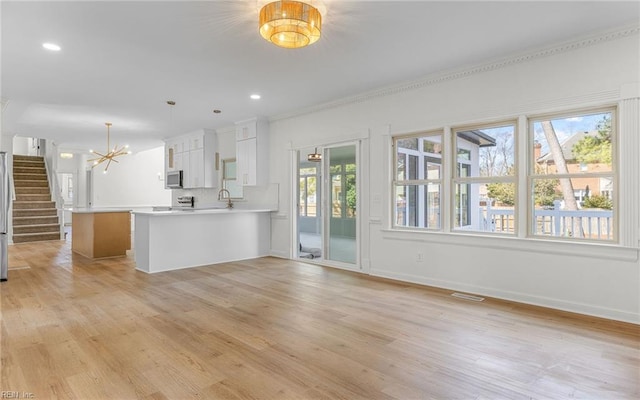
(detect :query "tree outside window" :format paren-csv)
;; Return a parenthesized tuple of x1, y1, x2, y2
(531, 109, 615, 240)
(454, 123, 517, 234)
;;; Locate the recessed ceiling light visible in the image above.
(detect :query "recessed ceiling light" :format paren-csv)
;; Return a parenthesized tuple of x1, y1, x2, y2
(250, 94, 261, 100)
(42, 42, 61, 51)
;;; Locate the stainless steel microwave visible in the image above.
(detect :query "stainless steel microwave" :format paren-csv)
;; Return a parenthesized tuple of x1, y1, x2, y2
(166, 170, 183, 188)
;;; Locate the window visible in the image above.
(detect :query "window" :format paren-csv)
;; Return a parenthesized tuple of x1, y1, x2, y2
(393, 133, 442, 229)
(530, 109, 615, 241)
(391, 107, 617, 244)
(299, 166, 318, 217)
(222, 159, 243, 199)
(329, 159, 356, 218)
(453, 123, 517, 234)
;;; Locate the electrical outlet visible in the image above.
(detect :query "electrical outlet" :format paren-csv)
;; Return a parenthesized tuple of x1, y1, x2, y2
(416, 252, 424, 262)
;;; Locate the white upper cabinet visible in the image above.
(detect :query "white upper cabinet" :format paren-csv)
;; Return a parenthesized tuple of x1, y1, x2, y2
(165, 137, 186, 172)
(188, 148, 204, 188)
(189, 134, 204, 151)
(235, 118, 269, 187)
(236, 138, 256, 186)
(235, 120, 257, 141)
(166, 137, 185, 154)
(165, 129, 217, 189)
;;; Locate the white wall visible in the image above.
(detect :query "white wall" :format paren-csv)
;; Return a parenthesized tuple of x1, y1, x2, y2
(92, 146, 170, 208)
(267, 28, 640, 323)
(12, 136, 31, 155)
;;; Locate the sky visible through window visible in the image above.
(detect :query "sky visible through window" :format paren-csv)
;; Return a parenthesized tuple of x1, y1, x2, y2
(533, 112, 610, 155)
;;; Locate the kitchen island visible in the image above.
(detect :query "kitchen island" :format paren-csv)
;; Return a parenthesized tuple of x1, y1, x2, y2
(72, 208, 131, 259)
(132, 208, 273, 273)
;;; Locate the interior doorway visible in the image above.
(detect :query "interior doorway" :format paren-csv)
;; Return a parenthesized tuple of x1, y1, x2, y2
(296, 143, 358, 269)
(86, 170, 93, 208)
(58, 172, 74, 226)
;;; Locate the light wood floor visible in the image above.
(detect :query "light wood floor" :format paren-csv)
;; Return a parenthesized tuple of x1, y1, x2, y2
(2, 239, 639, 399)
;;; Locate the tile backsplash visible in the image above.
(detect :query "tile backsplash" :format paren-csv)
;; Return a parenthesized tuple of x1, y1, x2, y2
(172, 183, 279, 211)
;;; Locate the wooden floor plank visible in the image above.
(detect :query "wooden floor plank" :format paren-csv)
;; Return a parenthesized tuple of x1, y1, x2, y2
(1, 238, 638, 399)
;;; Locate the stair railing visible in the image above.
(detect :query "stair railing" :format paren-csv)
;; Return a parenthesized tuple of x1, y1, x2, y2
(8, 155, 15, 242)
(43, 157, 65, 240)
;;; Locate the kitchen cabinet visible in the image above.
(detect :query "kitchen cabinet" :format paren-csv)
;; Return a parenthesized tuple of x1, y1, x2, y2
(165, 129, 217, 189)
(165, 137, 185, 172)
(188, 148, 204, 188)
(235, 118, 268, 186)
(235, 120, 257, 141)
(168, 152, 184, 172)
(189, 134, 204, 150)
(133, 208, 273, 273)
(236, 138, 256, 185)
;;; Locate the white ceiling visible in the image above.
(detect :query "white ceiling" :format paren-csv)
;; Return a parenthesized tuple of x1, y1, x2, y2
(2, 1, 639, 153)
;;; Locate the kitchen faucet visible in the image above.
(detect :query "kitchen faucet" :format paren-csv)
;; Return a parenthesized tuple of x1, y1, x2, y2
(217, 188, 233, 209)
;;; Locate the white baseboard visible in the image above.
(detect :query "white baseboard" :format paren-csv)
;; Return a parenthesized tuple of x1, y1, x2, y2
(370, 268, 640, 325)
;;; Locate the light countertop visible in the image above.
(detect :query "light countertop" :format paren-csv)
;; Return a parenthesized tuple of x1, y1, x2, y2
(71, 208, 133, 214)
(132, 208, 275, 216)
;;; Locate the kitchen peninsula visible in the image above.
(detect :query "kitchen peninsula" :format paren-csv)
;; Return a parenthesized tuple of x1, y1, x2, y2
(132, 208, 272, 273)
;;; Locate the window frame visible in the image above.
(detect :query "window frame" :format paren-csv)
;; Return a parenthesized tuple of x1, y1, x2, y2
(451, 120, 518, 236)
(392, 131, 444, 230)
(389, 105, 620, 246)
(222, 158, 243, 199)
(329, 158, 356, 219)
(299, 166, 318, 217)
(527, 106, 617, 243)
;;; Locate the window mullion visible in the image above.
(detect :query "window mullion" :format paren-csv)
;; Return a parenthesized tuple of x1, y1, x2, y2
(517, 114, 528, 238)
(443, 126, 453, 233)
(452, 176, 516, 184)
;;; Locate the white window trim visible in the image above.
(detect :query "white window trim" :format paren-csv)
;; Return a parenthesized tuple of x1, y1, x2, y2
(451, 121, 518, 234)
(381, 228, 638, 261)
(389, 104, 631, 248)
(392, 131, 444, 230)
(527, 106, 617, 243)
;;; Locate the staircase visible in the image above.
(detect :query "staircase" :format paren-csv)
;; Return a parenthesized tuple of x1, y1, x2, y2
(12, 155, 61, 243)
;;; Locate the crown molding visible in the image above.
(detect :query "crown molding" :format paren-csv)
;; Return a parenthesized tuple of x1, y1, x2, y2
(271, 24, 640, 123)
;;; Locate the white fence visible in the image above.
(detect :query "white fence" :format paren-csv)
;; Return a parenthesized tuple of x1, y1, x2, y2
(482, 200, 614, 240)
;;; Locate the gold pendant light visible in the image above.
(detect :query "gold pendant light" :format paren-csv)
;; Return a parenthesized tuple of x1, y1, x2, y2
(89, 122, 130, 173)
(259, 1, 322, 49)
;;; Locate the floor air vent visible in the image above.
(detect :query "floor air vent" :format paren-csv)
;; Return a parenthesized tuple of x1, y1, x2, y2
(451, 292, 485, 302)
(8, 265, 31, 271)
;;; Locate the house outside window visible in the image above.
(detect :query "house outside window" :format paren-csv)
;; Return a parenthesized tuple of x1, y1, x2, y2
(299, 166, 318, 217)
(453, 123, 516, 234)
(392, 108, 616, 244)
(530, 109, 615, 241)
(394, 133, 443, 229)
(329, 161, 356, 219)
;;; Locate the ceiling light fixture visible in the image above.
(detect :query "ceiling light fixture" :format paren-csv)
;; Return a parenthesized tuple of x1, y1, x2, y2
(259, 1, 322, 49)
(307, 147, 322, 162)
(42, 42, 61, 51)
(89, 122, 130, 173)
(250, 94, 261, 100)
